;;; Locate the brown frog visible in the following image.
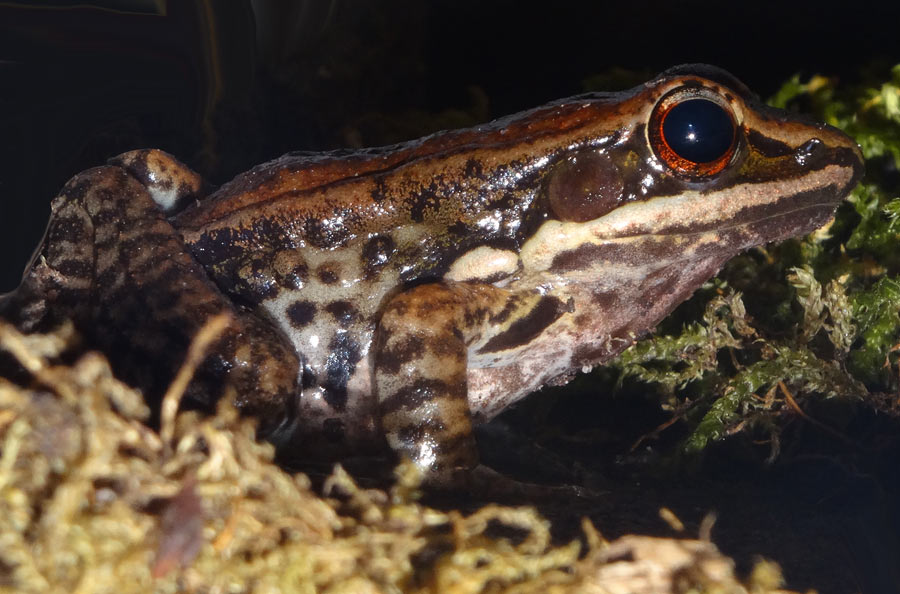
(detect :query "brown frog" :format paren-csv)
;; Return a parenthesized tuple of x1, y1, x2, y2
(1, 65, 863, 483)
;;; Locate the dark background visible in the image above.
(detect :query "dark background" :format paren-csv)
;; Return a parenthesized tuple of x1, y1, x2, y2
(1, 0, 898, 292)
(1, 2, 899, 592)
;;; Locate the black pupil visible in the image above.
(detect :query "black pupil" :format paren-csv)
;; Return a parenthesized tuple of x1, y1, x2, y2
(662, 99, 734, 164)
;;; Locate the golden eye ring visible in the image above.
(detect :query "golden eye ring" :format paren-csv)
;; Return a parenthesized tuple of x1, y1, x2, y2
(648, 85, 738, 178)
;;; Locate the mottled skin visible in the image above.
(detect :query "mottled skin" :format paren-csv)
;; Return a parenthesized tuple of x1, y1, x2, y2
(1, 65, 863, 482)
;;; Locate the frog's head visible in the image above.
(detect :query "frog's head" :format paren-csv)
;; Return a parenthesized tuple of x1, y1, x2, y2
(523, 64, 864, 282)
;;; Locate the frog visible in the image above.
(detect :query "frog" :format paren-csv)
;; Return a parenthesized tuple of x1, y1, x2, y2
(0, 64, 863, 483)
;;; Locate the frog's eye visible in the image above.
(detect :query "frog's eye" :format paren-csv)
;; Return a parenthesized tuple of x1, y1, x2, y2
(648, 88, 737, 177)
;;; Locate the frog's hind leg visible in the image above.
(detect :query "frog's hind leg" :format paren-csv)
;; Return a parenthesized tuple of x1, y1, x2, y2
(2, 151, 300, 429)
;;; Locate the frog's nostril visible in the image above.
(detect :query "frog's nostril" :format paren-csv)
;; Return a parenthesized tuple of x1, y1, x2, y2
(793, 138, 825, 167)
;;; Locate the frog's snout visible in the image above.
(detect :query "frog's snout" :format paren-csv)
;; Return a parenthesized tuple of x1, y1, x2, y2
(794, 126, 865, 195)
(793, 138, 827, 167)
(813, 123, 866, 187)
(845, 138, 866, 189)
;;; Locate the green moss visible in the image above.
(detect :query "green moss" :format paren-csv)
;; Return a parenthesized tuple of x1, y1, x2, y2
(849, 276, 900, 384)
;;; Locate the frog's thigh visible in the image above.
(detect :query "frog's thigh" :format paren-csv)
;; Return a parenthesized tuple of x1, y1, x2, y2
(375, 281, 550, 478)
(15, 159, 298, 424)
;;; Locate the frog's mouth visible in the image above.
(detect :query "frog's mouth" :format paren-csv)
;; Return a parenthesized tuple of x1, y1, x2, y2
(719, 201, 839, 246)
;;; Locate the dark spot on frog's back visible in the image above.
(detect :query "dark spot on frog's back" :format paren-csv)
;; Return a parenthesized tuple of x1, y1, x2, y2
(371, 177, 389, 203)
(407, 187, 440, 224)
(325, 301, 358, 326)
(189, 228, 254, 266)
(276, 263, 308, 290)
(94, 266, 122, 294)
(302, 217, 350, 249)
(316, 263, 340, 285)
(115, 150, 151, 180)
(464, 158, 485, 180)
(92, 203, 121, 227)
(287, 300, 316, 328)
(362, 234, 395, 275)
(115, 236, 144, 262)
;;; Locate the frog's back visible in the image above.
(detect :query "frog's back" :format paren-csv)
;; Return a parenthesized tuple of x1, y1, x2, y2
(173, 91, 637, 256)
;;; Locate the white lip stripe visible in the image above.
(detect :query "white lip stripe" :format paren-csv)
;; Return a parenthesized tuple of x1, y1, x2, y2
(521, 163, 854, 272)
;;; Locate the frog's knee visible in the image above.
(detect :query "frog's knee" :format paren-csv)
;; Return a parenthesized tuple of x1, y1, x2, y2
(226, 313, 301, 425)
(111, 149, 205, 213)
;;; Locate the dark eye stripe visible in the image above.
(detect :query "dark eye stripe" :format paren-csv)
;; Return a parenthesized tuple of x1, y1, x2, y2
(745, 129, 794, 158)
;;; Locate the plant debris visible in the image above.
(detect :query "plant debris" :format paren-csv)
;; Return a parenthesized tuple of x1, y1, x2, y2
(0, 321, 790, 593)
